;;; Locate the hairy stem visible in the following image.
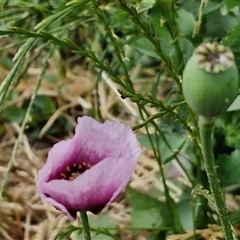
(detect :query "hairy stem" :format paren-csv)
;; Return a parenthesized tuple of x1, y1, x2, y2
(80, 211, 91, 240)
(199, 116, 234, 240)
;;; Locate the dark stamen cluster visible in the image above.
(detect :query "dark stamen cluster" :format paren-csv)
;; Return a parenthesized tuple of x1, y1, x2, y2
(60, 162, 92, 180)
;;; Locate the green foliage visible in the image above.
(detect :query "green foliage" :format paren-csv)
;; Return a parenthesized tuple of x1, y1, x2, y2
(218, 149, 240, 185)
(223, 23, 240, 52)
(125, 187, 165, 230)
(138, 131, 186, 164)
(1, 105, 26, 123)
(56, 225, 83, 240)
(223, 0, 240, 11)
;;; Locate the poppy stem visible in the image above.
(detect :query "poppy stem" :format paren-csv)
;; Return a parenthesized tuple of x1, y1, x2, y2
(80, 211, 91, 240)
(198, 116, 235, 240)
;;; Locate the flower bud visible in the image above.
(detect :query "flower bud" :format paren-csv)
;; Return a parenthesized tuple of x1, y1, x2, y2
(182, 42, 239, 117)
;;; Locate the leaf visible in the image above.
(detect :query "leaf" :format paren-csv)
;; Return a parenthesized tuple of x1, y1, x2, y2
(149, 3, 194, 67)
(148, 3, 172, 53)
(205, 10, 237, 38)
(223, 0, 240, 11)
(35, 3, 78, 30)
(131, 38, 160, 59)
(179, 0, 201, 17)
(89, 211, 116, 229)
(110, 11, 129, 29)
(1, 106, 26, 123)
(223, 23, 240, 52)
(33, 95, 56, 115)
(177, 197, 193, 230)
(178, 187, 210, 230)
(84, 229, 116, 240)
(202, 1, 222, 15)
(227, 95, 240, 111)
(56, 225, 82, 240)
(84, 212, 118, 240)
(177, 8, 196, 37)
(48, 0, 68, 10)
(217, 149, 240, 185)
(125, 187, 163, 210)
(154, 0, 176, 29)
(0, 38, 36, 110)
(136, 0, 155, 13)
(138, 132, 186, 163)
(229, 209, 240, 225)
(176, 36, 194, 65)
(131, 208, 162, 228)
(125, 187, 165, 228)
(220, 111, 240, 149)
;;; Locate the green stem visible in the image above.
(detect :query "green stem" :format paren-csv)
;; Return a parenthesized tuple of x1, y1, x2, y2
(198, 116, 234, 240)
(80, 211, 91, 240)
(138, 106, 184, 233)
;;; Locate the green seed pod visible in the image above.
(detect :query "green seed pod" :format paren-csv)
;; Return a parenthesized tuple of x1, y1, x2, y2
(182, 42, 239, 118)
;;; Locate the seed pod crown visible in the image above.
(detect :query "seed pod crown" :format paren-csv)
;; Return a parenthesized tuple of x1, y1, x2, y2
(182, 42, 239, 117)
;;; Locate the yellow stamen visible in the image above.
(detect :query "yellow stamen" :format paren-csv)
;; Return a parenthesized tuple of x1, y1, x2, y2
(69, 172, 79, 180)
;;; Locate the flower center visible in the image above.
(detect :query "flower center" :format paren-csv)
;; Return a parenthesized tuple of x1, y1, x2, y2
(60, 162, 92, 180)
(194, 42, 234, 73)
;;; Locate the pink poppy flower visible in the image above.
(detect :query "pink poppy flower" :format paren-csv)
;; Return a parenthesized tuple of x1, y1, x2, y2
(36, 116, 141, 221)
